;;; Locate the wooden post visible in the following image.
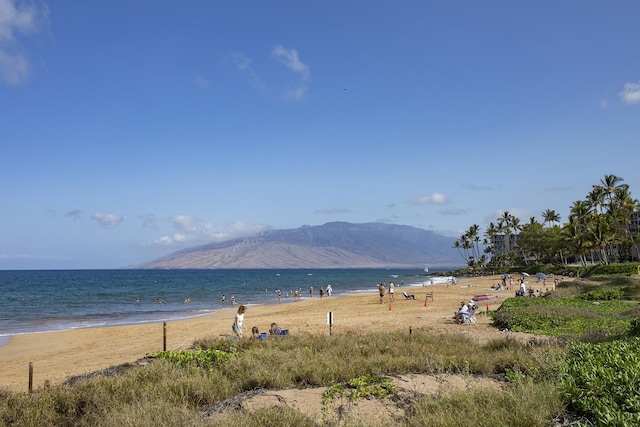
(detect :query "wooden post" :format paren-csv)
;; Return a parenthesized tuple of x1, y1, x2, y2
(409, 326, 413, 336)
(28, 362, 33, 393)
(327, 312, 333, 336)
(163, 322, 167, 351)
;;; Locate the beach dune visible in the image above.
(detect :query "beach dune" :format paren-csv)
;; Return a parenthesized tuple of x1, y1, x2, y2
(0, 275, 523, 392)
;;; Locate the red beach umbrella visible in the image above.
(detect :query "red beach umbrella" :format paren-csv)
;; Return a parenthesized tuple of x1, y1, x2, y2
(471, 293, 499, 302)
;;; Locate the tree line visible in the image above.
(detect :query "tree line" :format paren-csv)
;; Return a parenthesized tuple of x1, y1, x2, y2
(454, 174, 640, 268)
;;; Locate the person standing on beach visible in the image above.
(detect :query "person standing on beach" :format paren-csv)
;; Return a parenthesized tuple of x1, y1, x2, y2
(232, 305, 246, 338)
(388, 282, 395, 302)
(231, 294, 236, 305)
(378, 283, 386, 304)
(221, 294, 226, 304)
(310, 286, 313, 298)
(326, 284, 333, 296)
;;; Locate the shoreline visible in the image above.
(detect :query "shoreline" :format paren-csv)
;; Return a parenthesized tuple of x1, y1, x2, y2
(0, 276, 457, 340)
(0, 275, 515, 392)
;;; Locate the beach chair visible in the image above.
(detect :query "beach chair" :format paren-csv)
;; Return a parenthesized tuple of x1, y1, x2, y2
(425, 291, 434, 302)
(402, 291, 415, 300)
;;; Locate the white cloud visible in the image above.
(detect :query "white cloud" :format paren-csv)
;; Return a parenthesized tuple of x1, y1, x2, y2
(407, 192, 449, 205)
(271, 45, 309, 81)
(0, 0, 48, 86)
(620, 81, 640, 105)
(271, 45, 309, 101)
(150, 215, 270, 247)
(91, 212, 126, 228)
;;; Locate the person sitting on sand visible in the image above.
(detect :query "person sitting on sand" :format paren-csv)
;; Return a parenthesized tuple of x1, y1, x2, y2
(453, 301, 469, 323)
(251, 326, 260, 340)
(270, 322, 284, 335)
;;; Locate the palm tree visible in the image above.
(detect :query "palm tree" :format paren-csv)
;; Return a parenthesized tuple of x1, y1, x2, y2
(597, 174, 625, 213)
(542, 209, 560, 227)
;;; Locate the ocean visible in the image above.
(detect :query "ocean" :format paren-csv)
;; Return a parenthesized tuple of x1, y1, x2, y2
(0, 268, 458, 344)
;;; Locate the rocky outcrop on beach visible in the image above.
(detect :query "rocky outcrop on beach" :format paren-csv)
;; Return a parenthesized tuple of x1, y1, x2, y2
(136, 222, 460, 269)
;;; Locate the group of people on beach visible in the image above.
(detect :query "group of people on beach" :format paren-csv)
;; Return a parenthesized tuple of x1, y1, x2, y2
(377, 282, 398, 303)
(227, 284, 336, 339)
(231, 305, 288, 339)
(453, 300, 478, 324)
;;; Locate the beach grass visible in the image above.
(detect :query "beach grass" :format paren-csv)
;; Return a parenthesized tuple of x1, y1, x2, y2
(0, 331, 564, 427)
(5, 274, 640, 425)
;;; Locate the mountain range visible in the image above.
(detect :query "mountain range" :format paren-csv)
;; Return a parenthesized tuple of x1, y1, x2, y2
(136, 222, 462, 269)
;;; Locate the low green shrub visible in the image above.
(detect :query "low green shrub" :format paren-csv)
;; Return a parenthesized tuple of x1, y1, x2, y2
(560, 337, 640, 426)
(493, 295, 635, 340)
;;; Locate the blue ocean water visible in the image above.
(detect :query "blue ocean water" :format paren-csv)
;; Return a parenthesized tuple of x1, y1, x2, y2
(0, 269, 458, 340)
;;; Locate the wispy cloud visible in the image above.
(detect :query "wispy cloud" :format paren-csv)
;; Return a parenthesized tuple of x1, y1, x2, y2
(139, 214, 157, 229)
(407, 192, 449, 205)
(91, 212, 126, 228)
(271, 45, 309, 100)
(620, 81, 640, 105)
(314, 207, 350, 214)
(0, 0, 48, 86)
(225, 52, 262, 88)
(375, 215, 400, 224)
(271, 45, 309, 80)
(194, 74, 209, 90)
(463, 184, 492, 191)
(64, 210, 83, 221)
(148, 215, 269, 247)
(440, 208, 469, 216)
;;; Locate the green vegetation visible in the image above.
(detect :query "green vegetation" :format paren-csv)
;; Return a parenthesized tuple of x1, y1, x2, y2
(561, 338, 640, 426)
(2, 276, 640, 426)
(493, 294, 636, 340)
(454, 173, 640, 271)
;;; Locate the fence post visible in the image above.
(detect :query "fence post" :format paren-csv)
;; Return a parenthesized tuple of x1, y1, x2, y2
(28, 362, 33, 393)
(163, 322, 167, 351)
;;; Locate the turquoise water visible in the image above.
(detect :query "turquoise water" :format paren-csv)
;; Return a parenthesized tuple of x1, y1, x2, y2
(0, 269, 456, 338)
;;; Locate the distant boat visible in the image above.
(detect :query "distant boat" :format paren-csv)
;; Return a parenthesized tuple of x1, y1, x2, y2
(424, 267, 429, 273)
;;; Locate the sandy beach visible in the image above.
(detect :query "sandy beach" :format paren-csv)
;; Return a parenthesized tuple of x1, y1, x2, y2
(0, 274, 532, 392)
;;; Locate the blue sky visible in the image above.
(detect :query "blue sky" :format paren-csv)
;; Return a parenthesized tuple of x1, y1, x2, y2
(2, 1, 639, 269)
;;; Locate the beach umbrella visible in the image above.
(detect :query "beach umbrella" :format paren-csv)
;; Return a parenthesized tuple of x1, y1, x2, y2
(536, 272, 547, 280)
(471, 293, 499, 302)
(521, 272, 530, 277)
(502, 273, 510, 278)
